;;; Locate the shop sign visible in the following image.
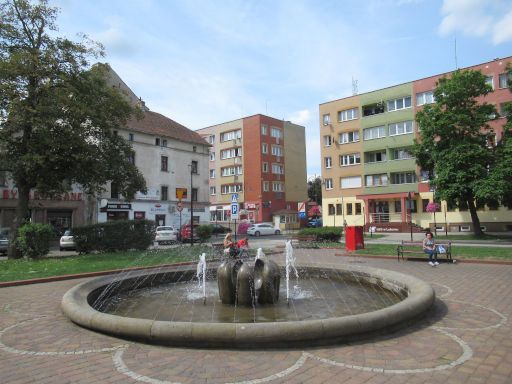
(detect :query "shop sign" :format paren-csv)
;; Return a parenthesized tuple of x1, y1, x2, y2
(135, 189, 160, 200)
(245, 203, 258, 209)
(150, 204, 168, 213)
(107, 203, 132, 211)
(1, 189, 83, 201)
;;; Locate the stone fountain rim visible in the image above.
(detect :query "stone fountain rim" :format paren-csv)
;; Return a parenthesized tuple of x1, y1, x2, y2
(61, 262, 435, 347)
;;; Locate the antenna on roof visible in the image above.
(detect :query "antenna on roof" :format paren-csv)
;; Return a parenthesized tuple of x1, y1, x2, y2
(454, 37, 458, 69)
(352, 76, 358, 96)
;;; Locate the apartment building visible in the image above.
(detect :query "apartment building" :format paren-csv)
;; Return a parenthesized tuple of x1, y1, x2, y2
(197, 114, 307, 227)
(319, 57, 512, 232)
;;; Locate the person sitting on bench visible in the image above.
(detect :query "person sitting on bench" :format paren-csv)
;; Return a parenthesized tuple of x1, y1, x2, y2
(423, 232, 439, 267)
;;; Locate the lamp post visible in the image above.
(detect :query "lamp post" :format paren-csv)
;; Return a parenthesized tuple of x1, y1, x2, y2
(189, 163, 194, 247)
(407, 191, 413, 241)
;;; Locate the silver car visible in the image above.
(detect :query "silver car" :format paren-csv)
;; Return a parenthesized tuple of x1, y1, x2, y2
(246, 223, 281, 237)
(59, 229, 76, 251)
(155, 226, 179, 244)
(0, 234, 8, 255)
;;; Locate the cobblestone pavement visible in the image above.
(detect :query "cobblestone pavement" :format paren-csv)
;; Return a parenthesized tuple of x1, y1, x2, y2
(1, 249, 511, 383)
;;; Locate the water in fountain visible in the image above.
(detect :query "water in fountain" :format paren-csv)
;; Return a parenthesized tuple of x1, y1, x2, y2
(196, 252, 206, 303)
(285, 240, 299, 302)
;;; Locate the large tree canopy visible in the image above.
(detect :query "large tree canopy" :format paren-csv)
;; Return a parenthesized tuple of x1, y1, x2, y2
(0, 0, 146, 257)
(412, 68, 507, 236)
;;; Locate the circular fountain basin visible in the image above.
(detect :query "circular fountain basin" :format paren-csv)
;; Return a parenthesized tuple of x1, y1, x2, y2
(61, 263, 434, 347)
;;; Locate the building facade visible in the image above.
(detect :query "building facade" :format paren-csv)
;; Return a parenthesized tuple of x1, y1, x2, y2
(319, 57, 512, 232)
(197, 114, 307, 227)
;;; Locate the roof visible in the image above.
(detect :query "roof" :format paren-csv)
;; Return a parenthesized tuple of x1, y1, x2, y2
(126, 111, 209, 145)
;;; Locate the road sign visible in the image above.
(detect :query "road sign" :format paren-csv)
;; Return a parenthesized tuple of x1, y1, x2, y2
(299, 211, 306, 219)
(177, 202, 183, 212)
(231, 203, 239, 219)
(231, 193, 239, 203)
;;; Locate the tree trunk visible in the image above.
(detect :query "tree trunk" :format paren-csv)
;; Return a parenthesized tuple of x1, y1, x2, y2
(7, 184, 31, 259)
(467, 197, 484, 236)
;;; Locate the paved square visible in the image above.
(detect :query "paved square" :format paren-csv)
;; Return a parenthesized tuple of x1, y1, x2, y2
(1, 249, 511, 383)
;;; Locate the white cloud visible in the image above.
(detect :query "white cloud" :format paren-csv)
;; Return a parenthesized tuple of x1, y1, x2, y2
(492, 9, 512, 44)
(287, 109, 313, 126)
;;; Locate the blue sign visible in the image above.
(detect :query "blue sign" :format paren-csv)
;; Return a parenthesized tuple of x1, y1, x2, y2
(231, 203, 239, 219)
(231, 193, 239, 203)
(299, 212, 306, 219)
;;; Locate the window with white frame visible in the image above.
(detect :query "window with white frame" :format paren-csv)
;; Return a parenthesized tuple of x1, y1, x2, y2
(220, 130, 241, 142)
(209, 186, 216, 195)
(485, 75, 494, 90)
(387, 96, 412, 112)
(339, 131, 359, 144)
(271, 127, 282, 138)
(220, 147, 242, 159)
(391, 147, 413, 160)
(262, 143, 268, 154)
(340, 153, 361, 166)
(261, 124, 268, 135)
(338, 108, 358, 122)
(221, 184, 243, 194)
(323, 135, 333, 146)
(365, 150, 387, 163)
(271, 145, 283, 156)
(209, 169, 215, 179)
(272, 182, 284, 192)
(499, 73, 510, 89)
(416, 91, 435, 106)
(325, 178, 333, 190)
(341, 176, 362, 189)
(272, 163, 284, 174)
(389, 120, 413, 136)
(262, 162, 268, 173)
(324, 156, 332, 168)
(208, 135, 215, 144)
(365, 174, 388, 187)
(263, 181, 269, 192)
(209, 151, 215, 161)
(363, 126, 386, 140)
(390, 171, 417, 184)
(323, 114, 331, 125)
(221, 165, 242, 176)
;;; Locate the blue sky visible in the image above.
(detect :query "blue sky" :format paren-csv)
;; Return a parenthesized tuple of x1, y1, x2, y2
(54, 0, 512, 177)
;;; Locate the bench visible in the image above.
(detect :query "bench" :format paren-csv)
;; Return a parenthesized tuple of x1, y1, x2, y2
(397, 240, 453, 262)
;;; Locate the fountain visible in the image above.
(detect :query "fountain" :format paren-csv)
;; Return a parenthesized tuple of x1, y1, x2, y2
(61, 243, 435, 347)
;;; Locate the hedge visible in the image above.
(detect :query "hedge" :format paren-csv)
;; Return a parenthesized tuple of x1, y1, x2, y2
(297, 226, 342, 242)
(73, 220, 155, 253)
(15, 223, 54, 259)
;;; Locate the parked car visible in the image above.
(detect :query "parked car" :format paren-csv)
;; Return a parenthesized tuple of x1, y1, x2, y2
(155, 226, 179, 245)
(180, 224, 200, 242)
(246, 223, 281, 237)
(211, 224, 231, 235)
(0, 234, 8, 255)
(307, 218, 323, 228)
(59, 229, 76, 251)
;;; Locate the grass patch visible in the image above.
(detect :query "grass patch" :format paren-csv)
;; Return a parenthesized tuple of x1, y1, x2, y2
(431, 234, 512, 241)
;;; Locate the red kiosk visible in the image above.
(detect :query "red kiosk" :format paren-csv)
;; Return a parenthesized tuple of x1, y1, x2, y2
(345, 226, 364, 251)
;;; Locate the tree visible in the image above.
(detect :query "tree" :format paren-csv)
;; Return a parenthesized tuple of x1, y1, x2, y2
(307, 176, 322, 205)
(413, 69, 500, 236)
(0, 0, 146, 258)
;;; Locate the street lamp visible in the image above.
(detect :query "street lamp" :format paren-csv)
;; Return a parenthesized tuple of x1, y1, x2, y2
(189, 163, 194, 247)
(407, 191, 413, 241)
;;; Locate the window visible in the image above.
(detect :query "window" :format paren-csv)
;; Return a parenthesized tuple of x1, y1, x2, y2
(271, 127, 282, 138)
(341, 176, 361, 189)
(485, 75, 494, 90)
(209, 151, 215, 161)
(324, 157, 332, 168)
(271, 145, 283, 156)
(323, 135, 333, 146)
(362, 103, 384, 117)
(210, 186, 216, 195)
(338, 108, 358, 122)
(394, 200, 402, 213)
(127, 151, 135, 165)
(161, 186, 168, 201)
(272, 182, 284, 192)
(365, 174, 388, 187)
(263, 181, 269, 192)
(391, 148, 413, 160)
(339, 131, 359, 144)
(328, 204, 335, 215)
(363, 126, 386, 140)
(220, 130, 241, 142)
(209, 169, 215, 179)
(365, 150, 387, 163)
(161, 156, 168, 172)
(221, 165, 242, 176)
(336, 203, 342, 215)
(155, 138, 160, 146)
(262, 143, 268, 154)
(500, 102, 511, 118)
(221, 184, 242, 194)
(355, 203, 362, 215)
(422, 199, 429, 212)
(191, 161, 198, 174)
(261, 124, 268, 135)
(416, 91, 435, 106)
(262, 162, 268, 173)
(346, 203, 353, 215)
(128, 133, 134, 141)
(208, 135, 215, 144)
(272, 164, 284, 174)
(340, 153, 361, 166)
(111, 182, 119, 199)
(162, 139, 167, 147)
(390, 171, 417, 184)
(325, 178, 333, 190)
(389, 121, 413, 136)
(499, 73, 510, 89)
(191, 188, 198, 202)
(221, 147, 242, 159)
(323, 114, 331, 125)
(193, 146, 197, 152)
(387, 96, 412, 112)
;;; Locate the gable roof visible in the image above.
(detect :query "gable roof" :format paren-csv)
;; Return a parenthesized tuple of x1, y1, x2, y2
(126, 111, 208, 146)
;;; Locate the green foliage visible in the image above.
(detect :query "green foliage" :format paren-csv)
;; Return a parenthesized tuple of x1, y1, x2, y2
(307, 177, 322, 205)
(195, 225, 213, 243)
(298, 226, 342, 242)
(15, 223, 53, 259)
(73, 220, 155, 253)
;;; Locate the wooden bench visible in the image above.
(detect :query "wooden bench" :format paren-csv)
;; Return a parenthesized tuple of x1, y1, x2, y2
(397, 240, 453, 262)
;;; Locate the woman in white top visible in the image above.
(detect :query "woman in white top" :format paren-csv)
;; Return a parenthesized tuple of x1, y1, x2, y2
(422, 232, 439, 267)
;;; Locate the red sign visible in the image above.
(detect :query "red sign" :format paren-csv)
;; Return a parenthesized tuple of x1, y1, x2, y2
(1, 189, 83, 201)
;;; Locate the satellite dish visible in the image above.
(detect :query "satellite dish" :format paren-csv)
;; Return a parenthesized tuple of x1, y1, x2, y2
(100, 199, 108, 208)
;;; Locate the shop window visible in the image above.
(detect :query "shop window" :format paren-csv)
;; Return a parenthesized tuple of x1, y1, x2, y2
(355, 203, 362, 215)
(134, 211, 145, 220)
(336, 203, 342, 215)
(328, 204, 335, 215)
(346, 203, 353, 215)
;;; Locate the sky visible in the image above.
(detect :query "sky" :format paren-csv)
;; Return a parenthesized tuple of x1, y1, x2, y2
(53, 0, 512, 178)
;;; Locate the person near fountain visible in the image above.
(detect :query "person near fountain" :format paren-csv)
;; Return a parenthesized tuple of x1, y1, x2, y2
(223, 232, 239, 258)
(423, 232, 439, 267)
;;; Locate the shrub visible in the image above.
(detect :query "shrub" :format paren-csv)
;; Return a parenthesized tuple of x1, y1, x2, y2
(73, 220, 155, 253)
(297, 226, 342, 242)
(15, 223, 54, 259)
(196, 225, 213, 243)
(237, 220, 251, 234)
